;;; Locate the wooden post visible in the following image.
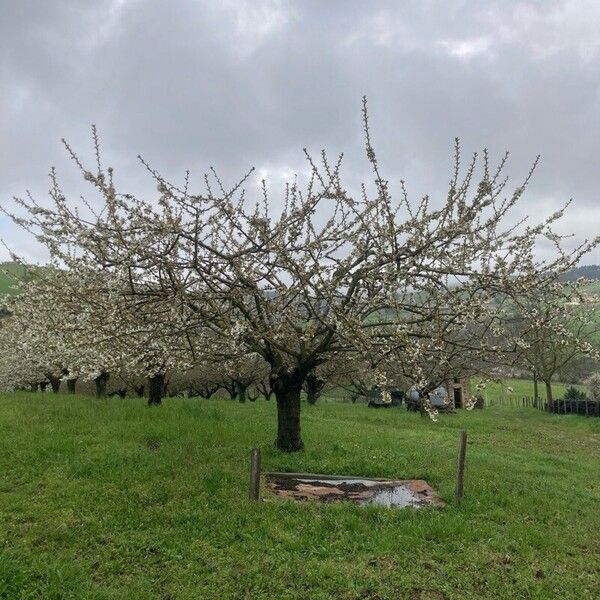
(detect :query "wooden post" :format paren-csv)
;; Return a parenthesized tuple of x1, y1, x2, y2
(455, 430, 467, 502)
(249, 448, 261, 501)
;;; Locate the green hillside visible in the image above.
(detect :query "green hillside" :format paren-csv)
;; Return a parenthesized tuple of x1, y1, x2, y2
(0, 262, 28, 295)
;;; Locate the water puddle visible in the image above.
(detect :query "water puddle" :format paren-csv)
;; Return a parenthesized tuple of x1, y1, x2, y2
(264, 473, 445, 509)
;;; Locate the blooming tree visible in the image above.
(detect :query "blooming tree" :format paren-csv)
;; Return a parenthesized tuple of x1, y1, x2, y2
(0, 315, 46, 391)
(511, 279, 600, 402)
(1, 265, 196, 402)
(586, 373, 600, 401)
(3, 101, 596, 451)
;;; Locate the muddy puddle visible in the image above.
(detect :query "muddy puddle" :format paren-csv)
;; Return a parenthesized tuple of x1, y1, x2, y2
(264, 473, 445, 508)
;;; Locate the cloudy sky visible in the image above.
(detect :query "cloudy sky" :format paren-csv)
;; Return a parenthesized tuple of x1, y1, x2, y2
(1, 0, 599, 262)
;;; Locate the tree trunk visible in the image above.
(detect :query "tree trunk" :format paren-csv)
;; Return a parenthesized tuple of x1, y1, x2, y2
(47, 375, 61, 394)
(94, 372, 109, 398)
(135, 385, 145, 397)
(257, 381, 273, 401)
(238, 383, 247, 403)
(273, 370, 304, 452)
(545, 380, 553, 411)
(533, 371, 539, 400)
(40, 381, 48, 392)
(224, 384, 237, 400)
(29, 382, 39, 392)
(67, 378, 77, 394)
(304, 372, 324, 405)
(148, 373, 165, 406)
(199, 386, 214, 399)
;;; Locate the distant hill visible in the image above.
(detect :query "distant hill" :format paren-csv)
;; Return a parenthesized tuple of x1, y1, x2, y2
(0, 262, 29, 295)
(559, 264, 600, 282)
(1, 261, 598, 296)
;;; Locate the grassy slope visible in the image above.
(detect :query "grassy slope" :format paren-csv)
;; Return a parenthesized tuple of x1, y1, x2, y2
(0, 262, 27, 295)
(1, 394, 600, 599)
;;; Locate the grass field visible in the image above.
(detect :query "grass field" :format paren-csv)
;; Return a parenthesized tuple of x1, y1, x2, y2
(476, 378, 584, 404)
(1, 393, 600, 599)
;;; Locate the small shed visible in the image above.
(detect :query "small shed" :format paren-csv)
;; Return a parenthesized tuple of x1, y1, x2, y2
(446, 378, 471, 409)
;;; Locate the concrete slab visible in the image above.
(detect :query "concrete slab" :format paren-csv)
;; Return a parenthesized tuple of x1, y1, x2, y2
(264, 472, 445, 508)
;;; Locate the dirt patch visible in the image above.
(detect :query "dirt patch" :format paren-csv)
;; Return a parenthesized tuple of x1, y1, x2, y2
(264, 473, 445, 508)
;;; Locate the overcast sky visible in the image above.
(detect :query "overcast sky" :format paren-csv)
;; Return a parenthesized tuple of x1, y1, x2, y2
(1, 0, 599, 263)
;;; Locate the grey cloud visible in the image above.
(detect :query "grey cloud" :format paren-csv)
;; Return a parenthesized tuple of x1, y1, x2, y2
(1, 0, 598, 261)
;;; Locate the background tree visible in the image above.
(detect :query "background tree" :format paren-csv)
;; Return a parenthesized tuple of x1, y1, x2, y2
(586, 373, 600, 401)
(1, 266, 196, 403)
(511, 280, 600, 402)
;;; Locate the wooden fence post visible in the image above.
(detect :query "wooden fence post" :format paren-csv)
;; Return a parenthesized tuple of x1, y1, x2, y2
(455, 430, 468, 503)
(249, 448, 261, 501)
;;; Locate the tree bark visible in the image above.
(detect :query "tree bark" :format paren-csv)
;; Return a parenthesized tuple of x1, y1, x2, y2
(533, 371, 539, 400)
(40, 381, 48, 392)
(199, 385, 217, 399)
(67, 378, 77, 394)
(545, 380, 553, 411)
(148, 373, 165, 406)
(224, 384, 237, 400)
(47, 375, 61, 394)
(259, 384, 273, 401)
(273, 370, 304, 452)
(238, 383, 247, 403)
(304, 372, 325, 405)
(94, 372, 109, 398)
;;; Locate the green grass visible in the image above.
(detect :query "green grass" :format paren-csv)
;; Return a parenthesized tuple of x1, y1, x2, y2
(1, 394, 600, 599)
(477, 378, 584, 404)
